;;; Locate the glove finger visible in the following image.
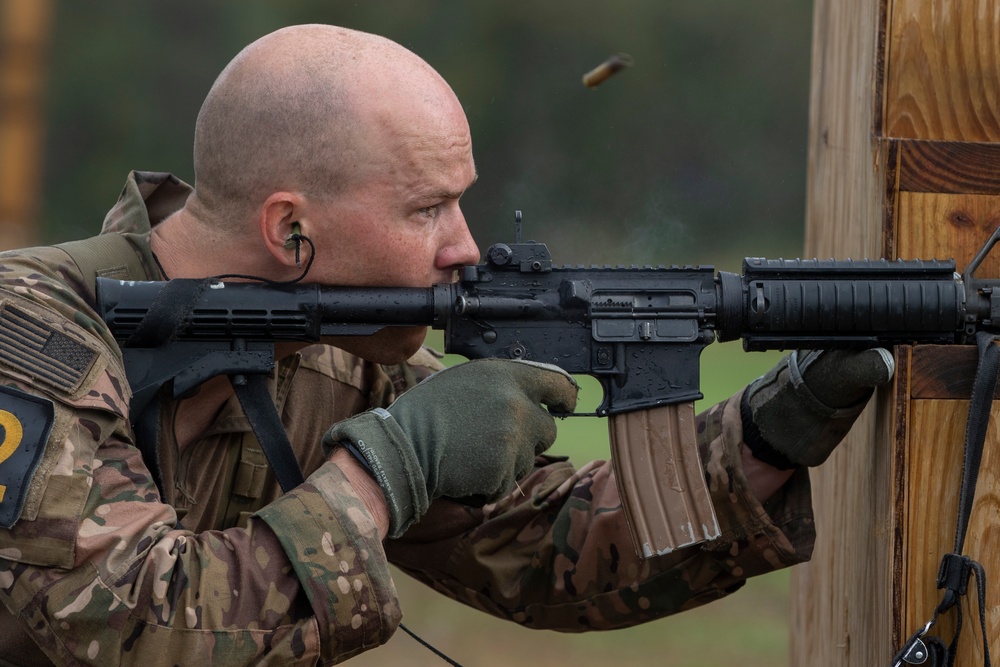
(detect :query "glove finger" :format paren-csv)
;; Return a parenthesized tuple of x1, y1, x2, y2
(508, 405, 554, 491)
(800, 348, 894, 408)
(526, 400, 560, 456)
(503, 389, 559, 457)
(506, 359, 580, 414)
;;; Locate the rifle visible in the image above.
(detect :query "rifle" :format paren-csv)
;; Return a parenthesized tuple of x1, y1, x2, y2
(96, 219, 1000, 559)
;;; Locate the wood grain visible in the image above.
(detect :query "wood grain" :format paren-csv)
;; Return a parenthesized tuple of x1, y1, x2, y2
(898, 140, 1000, 194)
(904, 399, 1000, 663)
(910, 345, 994, 399)
(790, 0, 895, 664)
(801, 0, 887, 262)
(894, 191, 1000, 272)
(884, 0, 1000, 141)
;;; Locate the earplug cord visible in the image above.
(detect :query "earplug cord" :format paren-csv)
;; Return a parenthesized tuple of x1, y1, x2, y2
(152, 229, 316, 285)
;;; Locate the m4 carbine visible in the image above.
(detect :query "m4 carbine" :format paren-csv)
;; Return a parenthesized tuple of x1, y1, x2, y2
(97, 222, 1000, 559)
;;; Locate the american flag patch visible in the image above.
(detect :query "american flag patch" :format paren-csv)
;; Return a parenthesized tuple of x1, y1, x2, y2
(0, 304, 97, 394)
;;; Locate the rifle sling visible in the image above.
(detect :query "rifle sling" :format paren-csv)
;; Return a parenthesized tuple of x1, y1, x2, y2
(892, 331, 997, 667)
(230, 374, 305, 494)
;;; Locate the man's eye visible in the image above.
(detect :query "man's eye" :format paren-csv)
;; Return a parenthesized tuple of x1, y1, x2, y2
(417, 205, 439, 219)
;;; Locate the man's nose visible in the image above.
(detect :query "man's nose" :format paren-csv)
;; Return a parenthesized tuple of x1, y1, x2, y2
(437, 211, 480, 269)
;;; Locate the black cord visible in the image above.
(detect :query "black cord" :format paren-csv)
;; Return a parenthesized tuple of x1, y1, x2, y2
(151, 233, 316, 285)
(398, 623, 464, 667)
(211, 233, 317, 285)
(151, 250, 171, 280)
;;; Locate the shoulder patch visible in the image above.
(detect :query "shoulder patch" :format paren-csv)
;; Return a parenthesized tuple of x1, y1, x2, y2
(0, 301, 99, 396)
(0, 385, 54, 528)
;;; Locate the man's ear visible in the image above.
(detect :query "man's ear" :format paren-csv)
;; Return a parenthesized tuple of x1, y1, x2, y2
(259, 191, 306, 266)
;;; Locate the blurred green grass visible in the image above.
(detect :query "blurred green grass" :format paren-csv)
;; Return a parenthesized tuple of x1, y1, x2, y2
(349, 336, 791, 666)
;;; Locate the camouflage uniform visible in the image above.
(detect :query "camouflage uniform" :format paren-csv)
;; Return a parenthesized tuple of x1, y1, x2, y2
(0, 172, 815, 666)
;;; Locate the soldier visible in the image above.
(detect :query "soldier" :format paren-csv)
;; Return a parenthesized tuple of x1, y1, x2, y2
(0, 24, 891, 665)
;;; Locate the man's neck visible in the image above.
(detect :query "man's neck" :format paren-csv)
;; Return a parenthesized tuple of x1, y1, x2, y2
(150, 208, 262, 280)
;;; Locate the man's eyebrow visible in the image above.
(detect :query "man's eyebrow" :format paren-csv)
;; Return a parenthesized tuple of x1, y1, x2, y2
(426, 172, 479, 200)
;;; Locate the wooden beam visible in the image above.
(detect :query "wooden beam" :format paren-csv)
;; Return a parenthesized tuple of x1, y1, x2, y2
(790, 0, 894, 663)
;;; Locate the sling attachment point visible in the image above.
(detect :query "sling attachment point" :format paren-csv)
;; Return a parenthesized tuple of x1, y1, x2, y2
(894, 621, 946, 666)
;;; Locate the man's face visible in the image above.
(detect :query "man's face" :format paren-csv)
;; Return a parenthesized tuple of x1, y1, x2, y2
(304, 92, 481, 363)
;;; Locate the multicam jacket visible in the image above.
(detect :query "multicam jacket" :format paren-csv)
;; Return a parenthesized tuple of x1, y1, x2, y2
(0, 172, 815, 666)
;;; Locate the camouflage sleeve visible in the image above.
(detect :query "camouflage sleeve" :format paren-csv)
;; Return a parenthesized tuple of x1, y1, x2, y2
(0, 286, 399, 664)
(384, 390, 815, 631)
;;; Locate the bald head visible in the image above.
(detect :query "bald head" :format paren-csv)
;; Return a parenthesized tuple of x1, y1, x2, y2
(191, 24, 462, 229)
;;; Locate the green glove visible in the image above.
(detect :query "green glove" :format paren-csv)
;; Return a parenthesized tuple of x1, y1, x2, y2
(741, 349, 895, 469)
(324, 358, 579, 537)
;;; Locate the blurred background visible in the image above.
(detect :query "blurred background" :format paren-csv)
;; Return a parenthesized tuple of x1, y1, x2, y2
(1, 1, 814, 664)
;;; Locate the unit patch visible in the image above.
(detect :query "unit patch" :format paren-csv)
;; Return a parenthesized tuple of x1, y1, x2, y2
(0, 385, 54, 528)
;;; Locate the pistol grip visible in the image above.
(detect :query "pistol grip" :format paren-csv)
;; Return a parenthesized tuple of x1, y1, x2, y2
(609, 402, 721, 558)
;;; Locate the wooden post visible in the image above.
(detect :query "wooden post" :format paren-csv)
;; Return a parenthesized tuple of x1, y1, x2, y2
(0, 0, 53, 250)
(792, 1, 1000, 665)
